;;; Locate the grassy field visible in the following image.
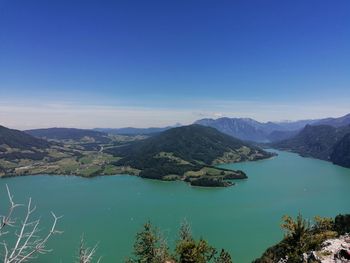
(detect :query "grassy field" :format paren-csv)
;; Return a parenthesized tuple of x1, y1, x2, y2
(0, 135, 143, 177)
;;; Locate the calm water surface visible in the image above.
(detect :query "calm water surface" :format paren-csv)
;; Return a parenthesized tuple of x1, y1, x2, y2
(1, 150, 350, 263)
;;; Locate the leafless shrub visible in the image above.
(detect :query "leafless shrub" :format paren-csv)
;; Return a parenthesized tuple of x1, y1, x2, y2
(1, 185, 62, 263)
(76, 235, 101, 263)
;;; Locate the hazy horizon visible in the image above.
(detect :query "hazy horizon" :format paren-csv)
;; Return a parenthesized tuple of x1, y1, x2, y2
(1, 102, 349, 130)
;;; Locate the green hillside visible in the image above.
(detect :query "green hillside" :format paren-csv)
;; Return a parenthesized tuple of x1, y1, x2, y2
(106, 125, 273, 186)
(272, 124, 350, 168)
(272, 125, 350, 161)
(0, 125, 50, 149)
(0, 124, 273, 187)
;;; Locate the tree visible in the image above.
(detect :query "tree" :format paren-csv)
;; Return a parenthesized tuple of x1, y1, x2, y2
(0, 185, 62, 263)
(175, 220, 217, 263)
(126, 220, 233, 263)
(179, 219, 192, 241)
(214, 250, 232, 263)
(127, 221, 170, 263)
(175, 238, 216, 263)
(280, 213, 310, 261)
(313, 216, 334, 233)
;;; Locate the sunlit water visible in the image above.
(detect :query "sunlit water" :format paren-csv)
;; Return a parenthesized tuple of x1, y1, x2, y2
(1, 150, 349, 262)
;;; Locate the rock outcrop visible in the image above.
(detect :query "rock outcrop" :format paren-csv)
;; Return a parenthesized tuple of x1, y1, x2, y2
(303, 234, 350, 262)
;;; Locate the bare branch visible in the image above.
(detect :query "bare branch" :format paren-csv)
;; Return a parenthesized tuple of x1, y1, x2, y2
(77, 236, 102, 263)
(0, 185, 22, 236)
(0, 185, 62, 263)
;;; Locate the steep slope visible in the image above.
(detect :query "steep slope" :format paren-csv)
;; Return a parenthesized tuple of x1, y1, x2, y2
(273, 119, 318, 131)
(0, 125, 50, 150)
(0, 125, 51, 161)
(330, 133, 350, 168)
(273, 125, 350, 161)
(194, 117, 315, 142)
(194, 114, 350, 143)
(25, 128, 110, 143)
(194, 118, 273, 142)
(267, 129, 300, 143)
(314, 113, 350, 127)
(105, 125, 273, 184)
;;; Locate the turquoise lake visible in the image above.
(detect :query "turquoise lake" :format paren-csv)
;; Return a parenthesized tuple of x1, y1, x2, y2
(1, 150, 350, 262)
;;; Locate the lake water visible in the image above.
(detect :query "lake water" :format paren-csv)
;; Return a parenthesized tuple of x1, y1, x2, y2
(1, 150, 350, 263)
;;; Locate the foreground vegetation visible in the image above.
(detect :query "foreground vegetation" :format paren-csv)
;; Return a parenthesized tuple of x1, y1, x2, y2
(254, 213, 350, 263)
(126, 214, 350, 263)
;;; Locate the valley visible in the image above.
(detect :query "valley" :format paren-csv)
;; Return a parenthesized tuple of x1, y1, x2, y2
(0, 124, 273, 187)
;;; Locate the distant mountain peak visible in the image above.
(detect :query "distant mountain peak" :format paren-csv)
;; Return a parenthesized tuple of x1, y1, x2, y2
(194, 113, 350, 142)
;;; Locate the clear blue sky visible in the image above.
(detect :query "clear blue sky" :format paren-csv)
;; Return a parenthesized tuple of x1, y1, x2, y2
(0, 0, 349, 128)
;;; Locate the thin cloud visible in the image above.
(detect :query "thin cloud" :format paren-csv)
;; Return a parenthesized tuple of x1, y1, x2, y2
(0, 100, 349, 130)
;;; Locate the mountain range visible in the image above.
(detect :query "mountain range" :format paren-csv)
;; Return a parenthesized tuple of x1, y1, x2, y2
(64, 113, 350, 144)
(272, 124, 350, 168)
(1, 112, 350, 178)
(194, 113, 350, 142)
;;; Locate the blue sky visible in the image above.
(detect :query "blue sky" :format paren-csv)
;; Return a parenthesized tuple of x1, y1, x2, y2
(0, 0, 349, 128)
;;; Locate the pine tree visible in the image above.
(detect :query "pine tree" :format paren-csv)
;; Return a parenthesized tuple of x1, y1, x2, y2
(127, 221, 171, 263)
(215, 249, 233, 263)
(175, 220, 216, 263)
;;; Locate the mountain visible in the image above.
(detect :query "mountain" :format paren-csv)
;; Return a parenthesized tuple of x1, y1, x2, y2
(94, 125, 180, 136)
(0, 125, 51, 161)
(194, 117, 308, 142)
(266, 129, 300, 143)
(330, 133, 350, 168)
(0, 125, 138, 177)
(273, 119, 318, 131)
(194, 118, 269, 142)
(313, 113, 350, 127)
(272, 124, 350, 163)
(1, 124, 273, 185)
(194, 114, 350, 143)
(0, 125, 50, 150)
(25, 128, 111, 143)
(105, 124, 273, 186)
